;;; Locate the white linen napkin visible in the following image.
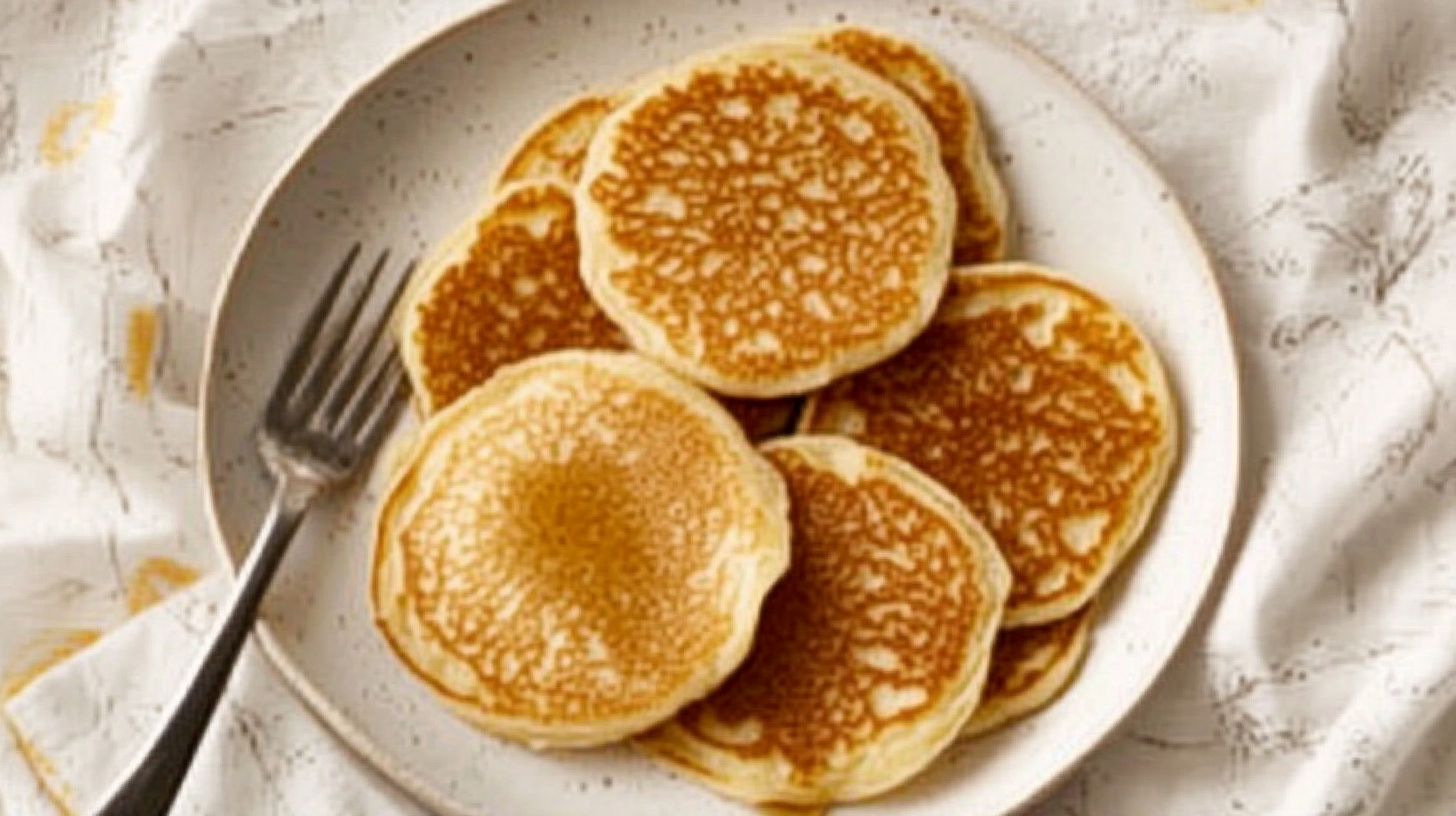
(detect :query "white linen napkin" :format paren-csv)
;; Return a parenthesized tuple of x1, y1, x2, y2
(4, 576, 428, 816)
(4, 1, 1456, 815)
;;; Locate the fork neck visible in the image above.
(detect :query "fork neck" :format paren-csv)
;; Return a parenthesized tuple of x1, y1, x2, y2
(259, 435, 336, 504)
(272, 468, 323, 514)
(90, 466, 318, 816)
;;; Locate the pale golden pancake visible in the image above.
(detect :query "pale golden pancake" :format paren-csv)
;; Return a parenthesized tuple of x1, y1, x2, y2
(801, 263, 1177, 627)
(576, 41, 956, 398)
(791, 25, 1009, 264)
(398, 176, 796, 438)
(962, 603, 1094, 738)
(373, 351, 791, 748)
(637, 436, 1010, 806)
(491, 92, 619, 193)
(400, 179, 624, 416)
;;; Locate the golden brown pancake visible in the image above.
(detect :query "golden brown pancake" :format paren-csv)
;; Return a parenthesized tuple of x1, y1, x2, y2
(801, 263, 1178, 626)
(491, 92, 619, 193)
(399, 176, 796, 438)
(400, 179, 623, 415)
(637, 436, 1010, 806)
(372, 351, 791, 749)
(792, 25, 1010, 264)
(576, 41, 956, 398)
(962, 603, 1094, 737)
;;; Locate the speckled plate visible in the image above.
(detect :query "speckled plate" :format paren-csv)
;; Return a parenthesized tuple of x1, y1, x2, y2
(199, 1, 1241, 814)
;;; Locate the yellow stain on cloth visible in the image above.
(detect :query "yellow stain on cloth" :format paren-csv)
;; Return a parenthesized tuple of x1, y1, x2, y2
(2, 557, 200, 813)
(3, 628, 101, 813)
(125, 306, 160, 398)
(1, 557, 201, 699)
(5, 721, 79, 816)
(1, 629, 103, 701)
(124, 556, 201, 616)
(39, 93, 116, 168)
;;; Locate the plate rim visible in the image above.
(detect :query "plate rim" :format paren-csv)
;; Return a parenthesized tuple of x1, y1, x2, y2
(196, 3, 1245, 814)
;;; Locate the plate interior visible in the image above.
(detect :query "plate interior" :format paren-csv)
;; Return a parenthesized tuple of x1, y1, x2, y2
(202, 1, 1240, 814)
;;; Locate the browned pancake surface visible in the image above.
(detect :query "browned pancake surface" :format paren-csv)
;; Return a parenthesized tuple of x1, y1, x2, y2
(495, 94, 617, 189)
(962, 603, 1093, 736)
(807, 26, 1006, 263)
(803, 267, 1173, 625)
(374, 353, 791, 747)
(580, 45, 951, 395)
(409, 178, 797, 437)
(984, 610, 1088, 702)
(675, 448, 982, 771)
(409, 182, 624, 412)
(639, 437, 1008, 803)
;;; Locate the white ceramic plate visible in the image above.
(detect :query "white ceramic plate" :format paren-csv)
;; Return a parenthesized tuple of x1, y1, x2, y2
(201, 2, 1241, 814)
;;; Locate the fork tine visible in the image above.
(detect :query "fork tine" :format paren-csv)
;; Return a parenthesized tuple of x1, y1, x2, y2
(265, 243, 361, 423)
(317, 258, 417, 429)
(262, 245, 416, 482)
(355, 363, 410, 456)
(287, 250, 391, 426)
(322, 249, 390, 365)
(334, 343, 405, 436)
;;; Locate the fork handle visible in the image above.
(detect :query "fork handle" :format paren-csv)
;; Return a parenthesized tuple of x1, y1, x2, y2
(91, 478, 313, 816)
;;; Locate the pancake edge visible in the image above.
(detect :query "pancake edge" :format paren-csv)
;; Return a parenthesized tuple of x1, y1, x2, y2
(397, 177, 579, 417)
(779, 23, 1012, 263)
(798, 261, 1180, 628)
(636, 434, 1011, 805)
(960, 601, 1095, 739)
(372, 349, 792, 749)
(486, 89, 623, 197)
(575, 39, 956, 398)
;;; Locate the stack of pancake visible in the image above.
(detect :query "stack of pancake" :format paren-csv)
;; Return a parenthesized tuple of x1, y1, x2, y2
(372, 24, 1177, 811)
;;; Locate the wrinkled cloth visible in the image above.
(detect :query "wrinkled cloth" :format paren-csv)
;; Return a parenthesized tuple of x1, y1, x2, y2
(4, 576, 426, 815)
(3, 0, 1456, 814)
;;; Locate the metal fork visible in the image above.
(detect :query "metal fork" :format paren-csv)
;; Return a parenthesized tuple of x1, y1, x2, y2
(93, 245, 416, 816)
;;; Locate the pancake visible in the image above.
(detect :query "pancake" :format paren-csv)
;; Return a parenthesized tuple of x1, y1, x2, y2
(790, 25, 1010, 264)
(962, 603, 1094, 738)
(487, 63, 683, 194)
(372, 351, 792, 748)
(637, 436, 1010, 806)
(491, 92, 619, 193)
(576, 41, 956, 398)
(801, 263, 1177, 627)
(398, 176, 795, 438)
(399, 179, 625, 416)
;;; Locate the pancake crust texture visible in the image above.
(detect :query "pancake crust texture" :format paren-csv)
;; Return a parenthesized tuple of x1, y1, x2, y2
(398, 176, 796, 438)
(576, 41, 956, 398)
(637, 435, 1010, 806)
(372, 351, 791, 749)
(801, 263, 1177, 627)
(961, 603, 1094, 738)
(400, 179, 625, 416)
(491, 92, 619, 193)
(792, 25, 1009, 264)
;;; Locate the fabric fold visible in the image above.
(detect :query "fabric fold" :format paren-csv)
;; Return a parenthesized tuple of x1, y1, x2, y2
(4, 576, 427, 816)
